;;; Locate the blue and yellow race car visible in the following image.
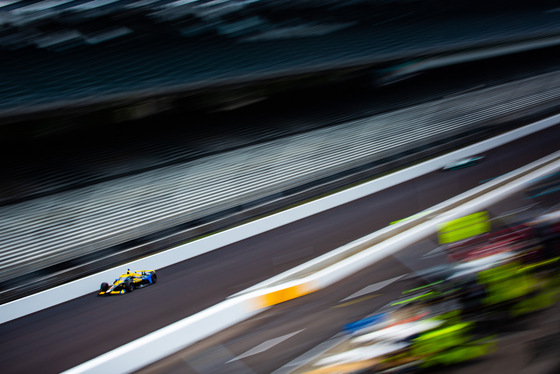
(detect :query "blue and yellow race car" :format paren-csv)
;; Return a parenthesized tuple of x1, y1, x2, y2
(98, 269, 157, 295)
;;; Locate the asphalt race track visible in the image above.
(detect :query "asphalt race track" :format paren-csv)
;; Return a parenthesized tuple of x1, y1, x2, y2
(138, 186, 560, 374)
(1, 124, 558, 374)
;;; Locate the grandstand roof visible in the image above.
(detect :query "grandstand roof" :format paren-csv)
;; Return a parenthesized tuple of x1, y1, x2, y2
(1, 0, 560, 120)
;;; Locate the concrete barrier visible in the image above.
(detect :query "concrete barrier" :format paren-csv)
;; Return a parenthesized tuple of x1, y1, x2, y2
(251, 151, 560, 302)
(1, 114, 558, 325)
(62, 293, 264, 374)
(63, 150, 560, 374)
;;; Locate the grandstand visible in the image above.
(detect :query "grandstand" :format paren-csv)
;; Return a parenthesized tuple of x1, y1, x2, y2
(2, 0, 560, 302)
(1, 0, 560, 120)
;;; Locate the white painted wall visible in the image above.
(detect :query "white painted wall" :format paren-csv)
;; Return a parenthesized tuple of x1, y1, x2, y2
(1, 114, 558, 325)
(63, 148, 560, 374)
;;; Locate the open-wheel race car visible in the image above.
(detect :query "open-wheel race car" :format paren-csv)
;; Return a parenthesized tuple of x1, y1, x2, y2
(98, 269, 157, 295)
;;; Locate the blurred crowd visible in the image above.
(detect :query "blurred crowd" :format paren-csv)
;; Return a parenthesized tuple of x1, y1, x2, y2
(309, 208, 560, 373)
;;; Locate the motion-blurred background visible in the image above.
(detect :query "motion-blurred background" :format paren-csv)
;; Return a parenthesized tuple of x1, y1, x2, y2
(1, 1, 560, 373)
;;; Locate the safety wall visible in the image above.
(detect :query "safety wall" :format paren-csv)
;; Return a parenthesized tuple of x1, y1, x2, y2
(1, 114, 559, 326)
(62, 149, 560, 373)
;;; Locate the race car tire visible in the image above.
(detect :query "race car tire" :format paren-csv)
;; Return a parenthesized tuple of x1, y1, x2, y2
(125, 279, 133, 292)
(152, 273, 157, 284)
(100, 282, 109, 292)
